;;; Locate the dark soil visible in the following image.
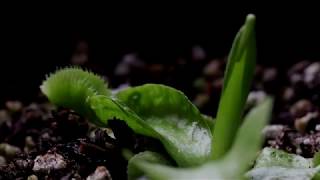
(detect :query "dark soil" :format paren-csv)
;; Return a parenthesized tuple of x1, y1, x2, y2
(0, 47, 319, 179)
(0, 102, 168, 179)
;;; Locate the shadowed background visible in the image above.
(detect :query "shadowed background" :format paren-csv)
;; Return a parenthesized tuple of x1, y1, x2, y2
(0, 9, 319, 104)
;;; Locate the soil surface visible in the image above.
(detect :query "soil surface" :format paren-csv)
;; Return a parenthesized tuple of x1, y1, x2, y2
(0, 50, 320, 179)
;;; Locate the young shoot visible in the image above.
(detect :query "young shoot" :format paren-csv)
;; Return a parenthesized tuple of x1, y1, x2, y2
(40, 13, 275, 179)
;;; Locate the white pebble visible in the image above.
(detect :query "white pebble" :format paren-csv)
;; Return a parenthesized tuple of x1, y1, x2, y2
(303, 138, 311, 145)
(87, 166, 112, 180)
(33, 152, 67, 172)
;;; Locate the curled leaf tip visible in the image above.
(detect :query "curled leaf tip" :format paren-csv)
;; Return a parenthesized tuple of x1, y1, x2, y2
(246, 14, 256, 22)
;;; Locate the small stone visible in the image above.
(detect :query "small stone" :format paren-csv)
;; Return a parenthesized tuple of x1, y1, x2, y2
(24, 136, 36, 153)
(296, 148, 302, 155)
(86, 166, 112, 180)
(0, 110, 12, 127)
(304, 62, 320, 86)
(41, 132, 50, 140)
(192, 45, 206, 61)
(27, 175, 38, 180)
(290, 99, 313, 118)
(288, 60, 310, 75)
(290, 73, 303, 84)
(294, 112, 318, 133)
(15, 159, 33, 169)
(22, 103, 44, 124)
(263, 67, 277, 82)
(263, 125, 285, 139)
(62, 173, 82, 180)
(0, 156, 6, 165)
(5, 101, 23, 112)
(89, 128, 116, 145)
(193, 93, 210, 108)
(247, 91, 267, 106)
(303, 138, 311, 145)
(104, 142, 115, 149)
(305, 62, 320, 76)
(304, 74, 314, 85)
(114, 54, 144, 76)
(72, 173, 82, 180)
(61, 173, 72, 180)
(0, 143, 21, 159)
(294, 137, 305, 145)
(267, 140, 278, 147)
(32, 152, 67, 173)
(203, 60, 221, 77)
(282, 87, 295, 101)
(105, 128, 116, 140)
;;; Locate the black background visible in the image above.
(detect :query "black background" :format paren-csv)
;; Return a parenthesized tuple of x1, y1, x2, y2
(0, 7, 319, 103)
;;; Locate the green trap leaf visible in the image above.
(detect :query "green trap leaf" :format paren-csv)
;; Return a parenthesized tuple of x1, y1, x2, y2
(89, 84, 213, 167)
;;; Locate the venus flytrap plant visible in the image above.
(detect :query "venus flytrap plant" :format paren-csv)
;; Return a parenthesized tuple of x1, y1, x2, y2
(41, 68, 214, 167)
(40, 14, 276, 179)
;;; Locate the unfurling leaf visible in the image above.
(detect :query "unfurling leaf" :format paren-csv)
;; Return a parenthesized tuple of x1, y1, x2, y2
(129, 97, 273, 180)
(212, 14, 257, 160)
(89, 84, 212, 167)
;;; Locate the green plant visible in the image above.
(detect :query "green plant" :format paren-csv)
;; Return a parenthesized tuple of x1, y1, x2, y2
(245, 147, 320, 179)
(211, 13, 256, 160)
(40, 14, 279, 179)
(40, 68, 110, 126)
